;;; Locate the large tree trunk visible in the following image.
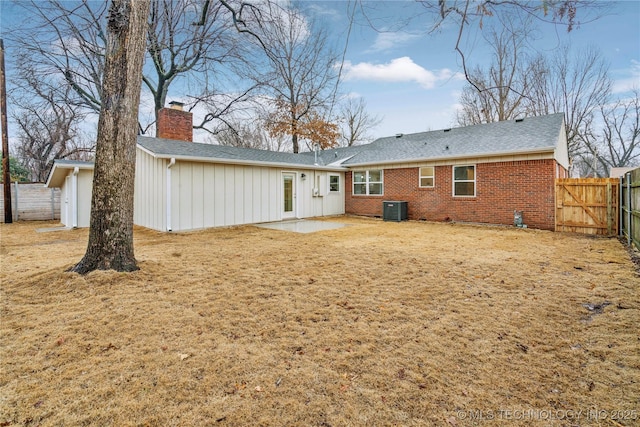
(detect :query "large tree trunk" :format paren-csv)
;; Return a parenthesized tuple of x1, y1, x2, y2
(71, 0, 150, 274)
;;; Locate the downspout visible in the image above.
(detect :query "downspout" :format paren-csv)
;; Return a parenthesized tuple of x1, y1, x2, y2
(166, 158, 176, 231)
(72, 167, 79, 228)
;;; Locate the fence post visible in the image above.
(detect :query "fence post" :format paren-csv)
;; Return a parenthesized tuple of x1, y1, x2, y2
(627, 172, 633, 246)
(13, 181, 18, 221)
(606, 181, 613, 235)
(620, 175, 624, 237)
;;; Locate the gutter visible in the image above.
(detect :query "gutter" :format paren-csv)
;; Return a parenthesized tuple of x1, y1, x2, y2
(72, 167, 79, 228)
(343, 147, 557, 168)
(136, 144, 346, 172)
(166, 158, 176, 231)
(45, 161, 95, 188)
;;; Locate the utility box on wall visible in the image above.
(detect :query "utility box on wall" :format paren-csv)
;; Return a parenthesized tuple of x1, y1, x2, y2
(383, 201, 408, 222)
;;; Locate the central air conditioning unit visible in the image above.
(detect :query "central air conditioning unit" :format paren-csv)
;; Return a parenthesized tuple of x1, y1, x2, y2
(383, 201, 408, 222)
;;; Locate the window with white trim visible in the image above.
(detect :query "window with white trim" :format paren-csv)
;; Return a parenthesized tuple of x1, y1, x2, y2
(419, 167, 434, 187)
(453, 165, 475, 197)
(329, 175, 340, 192)
(353, 170, 383, 195)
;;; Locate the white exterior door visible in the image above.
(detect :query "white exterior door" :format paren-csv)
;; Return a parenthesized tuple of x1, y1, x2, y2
(64, 176, 72, 227)
(282, 172, 296, 219)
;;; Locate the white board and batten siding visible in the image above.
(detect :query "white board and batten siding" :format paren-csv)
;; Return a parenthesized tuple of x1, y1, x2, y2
(134, 150, 345, 232)
(170, 162, 281, 231)
(59, 169, 93, 228)
(134, 150, 167, 231)
(296, 170, 344, 218)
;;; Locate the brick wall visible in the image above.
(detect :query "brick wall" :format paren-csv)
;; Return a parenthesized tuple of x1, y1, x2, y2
(157, 107, 193, 142)
(345, 159, 563, 230)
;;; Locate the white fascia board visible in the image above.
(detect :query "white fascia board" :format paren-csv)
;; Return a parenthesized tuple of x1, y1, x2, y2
(45, 162, 95, 188)
(343, 147, 556, 168)
(136, 144, 158, 158)
(44, 166, 59, 188)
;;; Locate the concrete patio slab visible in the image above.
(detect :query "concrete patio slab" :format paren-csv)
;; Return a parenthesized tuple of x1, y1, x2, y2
(35, 226, 72, 233)
(254, 219, 350, 234)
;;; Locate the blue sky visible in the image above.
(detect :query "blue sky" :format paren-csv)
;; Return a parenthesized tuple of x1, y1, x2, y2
(1, 0, 639, 142)
(309, 0, 640, 137)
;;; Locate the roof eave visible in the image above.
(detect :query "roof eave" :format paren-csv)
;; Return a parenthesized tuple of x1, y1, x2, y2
(45, 162, 95, 188)
(138, 145, 347, 171)
(343, 147, 557, 168)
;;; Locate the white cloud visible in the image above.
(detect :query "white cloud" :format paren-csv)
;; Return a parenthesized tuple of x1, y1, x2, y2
(612, 59, 640, 94)
(342, 57, 462, 89)
(368, 32, 421, 52)
(344, 91, 362, 100)
(305, 3, 342, 21)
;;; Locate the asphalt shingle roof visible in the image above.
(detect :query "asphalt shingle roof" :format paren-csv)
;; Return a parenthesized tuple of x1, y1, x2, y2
(139, 113, 565, 168)
(317, 113, 565, 166)
(46, 114, 567, 186)
(137, 136, 328, 167)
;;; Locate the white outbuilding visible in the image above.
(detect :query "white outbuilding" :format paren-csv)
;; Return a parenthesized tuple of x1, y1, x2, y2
(45, 105, 347, 231)
(45, 160, 95, 228)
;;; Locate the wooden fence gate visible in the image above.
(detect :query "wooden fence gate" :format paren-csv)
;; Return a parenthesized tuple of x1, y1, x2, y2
(555, 178, 619, 236)
(620, 168, 640, 249)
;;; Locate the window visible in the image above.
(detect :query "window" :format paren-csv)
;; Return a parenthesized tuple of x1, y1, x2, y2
(329, 175, 340, 192)
(453, 165, 475, 197)
(353, 170, 383, 195)
(419, 167, 434, 187)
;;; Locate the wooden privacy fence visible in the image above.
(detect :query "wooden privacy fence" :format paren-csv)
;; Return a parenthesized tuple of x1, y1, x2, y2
(0, 182, 61, 222)
(620, 168, 640, 250)
(555, 178, 619, 236)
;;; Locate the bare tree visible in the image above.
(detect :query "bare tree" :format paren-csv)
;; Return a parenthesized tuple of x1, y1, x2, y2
(12, 75, 94, 181)
(10, 1, 108, 114)
(244, 4, 341, 153)
(9, 0, 253, 136)
(417, 0, 607, 92)
(145, 0, 249, 125)
(533, 45, 611, 158)
(399, 0, 611, 160)
(457, 38, 612, 164)
(71, 0, 150, 274)
(190, 86, 262, 136)
(339, 97, 381, 146)
(215, 118, 290, 151)
(455, 20, 538, 126)
(579, 89, 640, 176)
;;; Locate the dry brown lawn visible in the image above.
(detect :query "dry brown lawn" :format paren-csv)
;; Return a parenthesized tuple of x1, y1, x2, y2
(1, 216, 638, 427)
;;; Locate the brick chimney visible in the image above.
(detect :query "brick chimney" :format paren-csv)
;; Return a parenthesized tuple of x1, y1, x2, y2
(157, 101, 193, 142)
